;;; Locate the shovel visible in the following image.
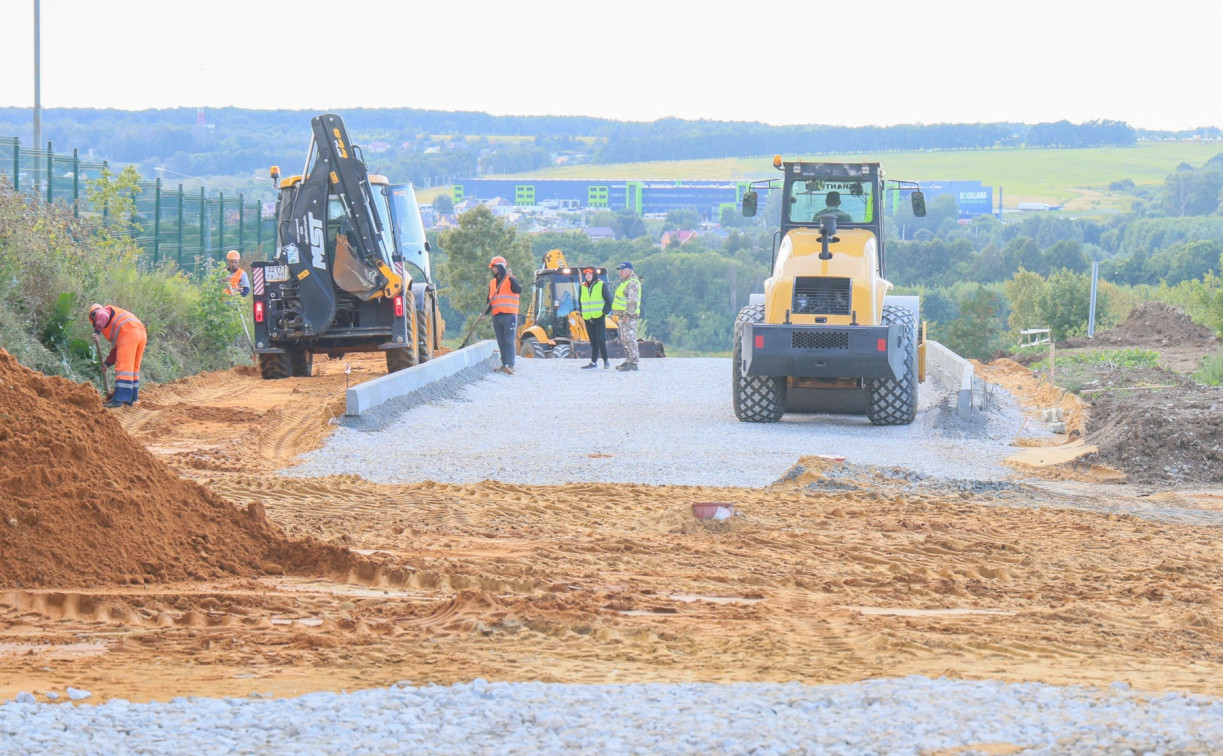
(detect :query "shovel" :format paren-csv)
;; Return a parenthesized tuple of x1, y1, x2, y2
(93, 339, 111, 398)
(458, 310, 489, 349)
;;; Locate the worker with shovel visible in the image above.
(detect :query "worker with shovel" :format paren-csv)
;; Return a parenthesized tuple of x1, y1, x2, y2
(486, 255, 521, 375)
(223, 250, 257, 358)
(88, 303, 147, 408)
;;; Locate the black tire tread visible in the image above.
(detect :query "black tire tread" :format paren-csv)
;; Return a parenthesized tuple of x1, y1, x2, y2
(866, 305, 919, 426)
(732, 303, 786, 422)
(258, 352, 291, 380)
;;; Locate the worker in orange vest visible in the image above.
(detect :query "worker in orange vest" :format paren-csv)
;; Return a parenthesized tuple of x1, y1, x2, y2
(89, 304, 148, 408)
(224, 250, 251, 297)
(485, 255, 521, 375)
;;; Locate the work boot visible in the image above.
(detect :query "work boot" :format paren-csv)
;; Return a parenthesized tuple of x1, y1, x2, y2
(102, 399, 125, 409)
(493, 366, 507, 374)
(581, 362, 598, 370)
(503, 366, 515, 375)
(603, 360, 610, 369)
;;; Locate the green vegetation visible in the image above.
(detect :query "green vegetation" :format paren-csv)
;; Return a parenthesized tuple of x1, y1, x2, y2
(1193, 351, 1223, 385)
(1032, 348, 1162, 372)
(0, 176, 248, 388)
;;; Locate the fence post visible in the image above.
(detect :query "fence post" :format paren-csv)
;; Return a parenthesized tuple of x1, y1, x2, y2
(218, 193, 225, 255)
(238, 193, 245, 253)
(10, 138, 17, 192)
(256, 201, 263, 254)
(152, 177, 162, 265)
(72, 148, 80, 217)
(101, 161, 109, 219)
(177, 184, 184, 266)
(45, 140, 53, 203)
(198, 187, 205, 262)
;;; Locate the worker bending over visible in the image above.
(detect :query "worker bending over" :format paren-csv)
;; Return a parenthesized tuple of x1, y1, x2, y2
(89, 303, 148, 408)
(485, 255, 521, 375)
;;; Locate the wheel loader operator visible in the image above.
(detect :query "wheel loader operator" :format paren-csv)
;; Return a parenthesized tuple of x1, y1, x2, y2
(814, 190, 854, 223)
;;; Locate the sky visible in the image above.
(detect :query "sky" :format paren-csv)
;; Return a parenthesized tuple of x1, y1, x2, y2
(0, 0, 1220, 130)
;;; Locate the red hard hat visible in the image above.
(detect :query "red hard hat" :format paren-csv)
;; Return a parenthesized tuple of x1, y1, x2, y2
(489, 256, 507, 269)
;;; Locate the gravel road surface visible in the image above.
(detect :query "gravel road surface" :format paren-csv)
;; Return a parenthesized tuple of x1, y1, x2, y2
(5, 677, 1221, 755)
(290, 357, 1026, 486)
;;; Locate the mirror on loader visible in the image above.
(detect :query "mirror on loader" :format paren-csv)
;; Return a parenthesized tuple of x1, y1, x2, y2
(741, 190, 758, 217)
(911, 190, 927, 217)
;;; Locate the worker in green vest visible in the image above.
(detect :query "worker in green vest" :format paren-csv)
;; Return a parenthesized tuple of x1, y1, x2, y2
(611, 261, 642, 371)
(579, 267, 613, 369)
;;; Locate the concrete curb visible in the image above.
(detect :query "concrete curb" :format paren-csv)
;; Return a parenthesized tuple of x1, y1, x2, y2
(926, 340, 975, 416)
(345, 340, 497, 416)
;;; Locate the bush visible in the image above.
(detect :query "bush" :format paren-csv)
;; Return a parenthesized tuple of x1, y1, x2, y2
(0, 178, 248, 388)
(1194, 351, 1223, 386)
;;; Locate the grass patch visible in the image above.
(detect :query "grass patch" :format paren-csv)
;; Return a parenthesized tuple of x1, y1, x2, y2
(1032, 348, 1162, 372)
(1194, 351, 1223, 386)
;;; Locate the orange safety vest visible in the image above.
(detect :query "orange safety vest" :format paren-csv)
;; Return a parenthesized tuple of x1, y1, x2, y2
(225, 268, 245, 295)
(488, 275, 520, 315)
(99, 306, 145, 343)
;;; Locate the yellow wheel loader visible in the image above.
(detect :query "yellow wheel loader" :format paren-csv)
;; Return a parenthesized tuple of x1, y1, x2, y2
(518, 249, 665, 360)
(734, 157, 927, 425)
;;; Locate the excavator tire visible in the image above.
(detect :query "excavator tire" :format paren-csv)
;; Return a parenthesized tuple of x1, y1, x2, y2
(866, 305, 919, 426)
(290, 348, 313, 377)
(386, 347, 415, 374)
(416, 301, 435, 364)
(552, 341, 572, 359)
(732, 304, 786, 422)
(258, 352, 291, 380)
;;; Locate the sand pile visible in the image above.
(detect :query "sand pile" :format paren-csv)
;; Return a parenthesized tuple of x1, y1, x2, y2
(0, 350, 352, 587)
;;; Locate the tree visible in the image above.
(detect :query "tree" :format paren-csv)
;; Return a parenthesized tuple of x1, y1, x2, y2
(435, 205, 532, 334)
(664, 208, 701, 231)
(84, 165, 143, 249)
(432, 194, 454, 214)
(1044, 239, 1090, 274)
(940, 286, 1003, 360)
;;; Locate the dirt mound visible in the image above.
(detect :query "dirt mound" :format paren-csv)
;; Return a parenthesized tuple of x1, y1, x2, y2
(1083, 375, 1223, 486)
(1065, 302, 1217, 350)
(0, 350, 353, 588)
(975, 358, 1088, 438)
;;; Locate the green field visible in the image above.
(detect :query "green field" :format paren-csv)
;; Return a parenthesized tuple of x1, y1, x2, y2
(476, 142, 1222, 213)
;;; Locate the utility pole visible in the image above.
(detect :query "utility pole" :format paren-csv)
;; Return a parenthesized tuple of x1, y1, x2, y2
(33, 0, 41, 156)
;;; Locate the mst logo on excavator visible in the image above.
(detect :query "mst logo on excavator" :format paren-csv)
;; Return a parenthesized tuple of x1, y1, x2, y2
(291, 212, 327, 271)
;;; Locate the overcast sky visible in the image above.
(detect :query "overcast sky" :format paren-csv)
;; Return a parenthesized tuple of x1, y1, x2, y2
(1, 0, 1219, 130)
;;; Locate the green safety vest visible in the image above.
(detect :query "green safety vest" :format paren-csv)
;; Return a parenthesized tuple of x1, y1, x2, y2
(579, 280, 606, 319)
(612, 277, 641, 316)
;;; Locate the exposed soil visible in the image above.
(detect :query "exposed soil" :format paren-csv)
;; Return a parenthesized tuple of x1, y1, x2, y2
(5, 349, 1223, 705)
(0, 349, 353, 588)
(1084, 376, 1223, 486)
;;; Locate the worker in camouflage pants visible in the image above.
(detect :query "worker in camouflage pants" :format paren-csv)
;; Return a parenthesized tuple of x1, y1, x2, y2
(612, 261, 642, 371)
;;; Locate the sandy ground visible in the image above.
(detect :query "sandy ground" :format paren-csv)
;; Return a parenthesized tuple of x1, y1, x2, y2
(4, 355, 1223, 705)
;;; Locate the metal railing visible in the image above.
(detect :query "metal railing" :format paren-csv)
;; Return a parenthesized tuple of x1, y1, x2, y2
(1, 137, 275, 273)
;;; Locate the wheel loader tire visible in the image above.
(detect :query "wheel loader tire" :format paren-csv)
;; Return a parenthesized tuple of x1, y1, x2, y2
(552, 340, 571, 359)
(289, 348, 313, 377)
(416, 301, 435, 364)
(866, 305, 919, 426)
(258, 352, 291, 380)
(732, 303, 786, 422)
(386, 346, 415, 374)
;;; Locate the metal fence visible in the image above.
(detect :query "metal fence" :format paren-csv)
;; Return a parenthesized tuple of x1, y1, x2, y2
(0, 137, 275, 273)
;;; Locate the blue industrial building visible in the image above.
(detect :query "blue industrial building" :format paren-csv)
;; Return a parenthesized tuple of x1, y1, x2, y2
(452, 177, 993, 219)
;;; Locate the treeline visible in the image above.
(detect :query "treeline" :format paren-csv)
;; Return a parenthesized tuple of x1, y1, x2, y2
(1, 107, 1146, 193)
